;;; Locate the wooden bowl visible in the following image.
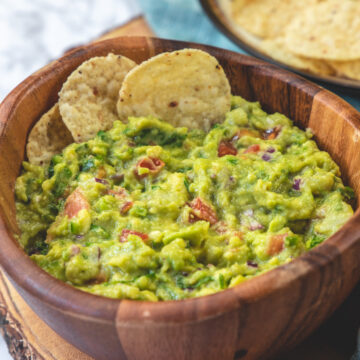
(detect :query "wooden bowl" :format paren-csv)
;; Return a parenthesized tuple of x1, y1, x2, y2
(200, 0, 360, 93)
(0, 36, 359, 360)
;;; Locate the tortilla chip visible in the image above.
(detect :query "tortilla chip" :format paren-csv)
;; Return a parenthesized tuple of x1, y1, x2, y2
(117, 49, 231, 131)
(230, 0, 319, 39)
(59, 53, 136, 142)
(327, 59, 360, 81)
(26, 103, 73, 166)
(259, 38, 334, 76)
(283, 0, 360, 61)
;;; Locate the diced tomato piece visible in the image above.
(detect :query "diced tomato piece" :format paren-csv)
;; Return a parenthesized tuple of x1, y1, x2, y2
(134, 157, 165, 179)
(64, 189, 90, 219)
(244, 144, 260, 153)
(120, 201, 133, 214)
(218, 141, 237, 157)
(267, 233, 286, 256)
(120, 229, 149, 243)
(263, 127, 281, 140)
(232, 129, 261, 141)
(108, 188, 127, 198)
(188, 197, 218, 225)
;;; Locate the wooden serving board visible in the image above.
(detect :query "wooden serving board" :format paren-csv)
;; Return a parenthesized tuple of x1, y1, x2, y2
(0, 15, 359, 360)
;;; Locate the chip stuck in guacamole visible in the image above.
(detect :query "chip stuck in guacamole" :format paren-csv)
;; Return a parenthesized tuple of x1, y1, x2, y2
(15, 50, 354, 301)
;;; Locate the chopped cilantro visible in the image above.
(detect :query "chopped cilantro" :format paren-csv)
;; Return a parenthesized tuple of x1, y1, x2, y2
(285, 235, 298, 247)
(90, 224, 110, 238)
(175, 275, 187, 289)
(133, 128, 186, 147)
(227, 158, 238, 165)
(193, 276, 213, 288)
(52, 166, 72, 197)
(306, 234, 326, 249)
(32, 240, 49, 255)
(48, 155, 62, 178)
(219, 274, 225, 289)
(339, 186, 355, 202)
(184, 178, 190, 192)
(130, 206, 148, 218)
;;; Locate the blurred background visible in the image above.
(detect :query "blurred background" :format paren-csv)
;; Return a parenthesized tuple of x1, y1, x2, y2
(0, 0, 359, 359)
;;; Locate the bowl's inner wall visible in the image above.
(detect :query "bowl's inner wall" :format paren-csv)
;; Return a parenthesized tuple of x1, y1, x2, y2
(0, 37, 359, 241)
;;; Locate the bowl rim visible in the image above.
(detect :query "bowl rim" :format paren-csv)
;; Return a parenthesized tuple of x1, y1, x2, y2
(1, 36, 360, 325)
(199, 0, 360, 93)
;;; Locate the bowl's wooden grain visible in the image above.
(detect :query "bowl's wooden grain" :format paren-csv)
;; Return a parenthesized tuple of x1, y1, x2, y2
(0, 36, 359, 360)
(200, 0, 360, 93)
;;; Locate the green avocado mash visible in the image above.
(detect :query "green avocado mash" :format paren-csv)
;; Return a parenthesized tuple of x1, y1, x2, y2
(15, 96, 354, 301)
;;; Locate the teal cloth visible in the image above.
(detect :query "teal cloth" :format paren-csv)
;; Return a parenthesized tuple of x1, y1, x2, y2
(138, 0, 360, 111)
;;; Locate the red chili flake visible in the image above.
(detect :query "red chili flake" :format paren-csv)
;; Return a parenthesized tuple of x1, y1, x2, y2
(263, 127, 281, 140)
(134, 157, 165, 179)
(92, 87, 99, 96)
(188, 197, 218, 225)
(218, 141, 237, 157)
(120, 229, 149, 243)
(108, 188, 127, 198)
(120, 201, 133, 214)
(244, 144, 260, 153)
(64, 189, 89, 219)
(267, 233, 287, 256)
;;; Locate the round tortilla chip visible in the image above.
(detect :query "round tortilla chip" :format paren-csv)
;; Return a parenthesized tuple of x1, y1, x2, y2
(283, 0, 360, 61)
(26, 103, 73, 166)
(230, 0, 319, 39)
(117, 49, 231, 131)
(259, 38, 334, 76)
(59, 53, 137, 142)
(327, 59, 360, 81)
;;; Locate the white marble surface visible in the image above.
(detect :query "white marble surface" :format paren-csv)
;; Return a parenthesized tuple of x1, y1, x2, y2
(0, 335, 9, 360)
(0, 0, 141, 101)
(0, 1, 139, 358)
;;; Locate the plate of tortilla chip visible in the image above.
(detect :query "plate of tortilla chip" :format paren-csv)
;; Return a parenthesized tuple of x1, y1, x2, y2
(200, 0, 360, 91)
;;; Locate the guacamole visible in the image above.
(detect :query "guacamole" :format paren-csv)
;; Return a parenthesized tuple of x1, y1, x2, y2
(15, 96, 354, 301)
